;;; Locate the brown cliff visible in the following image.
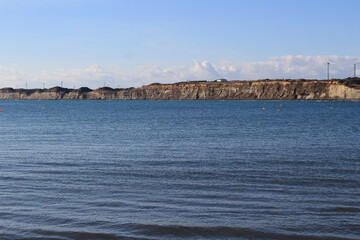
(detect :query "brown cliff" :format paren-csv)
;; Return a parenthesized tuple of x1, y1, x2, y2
(0, 78, 359, 101)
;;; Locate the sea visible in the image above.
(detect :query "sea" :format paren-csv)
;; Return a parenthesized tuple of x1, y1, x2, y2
(0, 100, 359, 240)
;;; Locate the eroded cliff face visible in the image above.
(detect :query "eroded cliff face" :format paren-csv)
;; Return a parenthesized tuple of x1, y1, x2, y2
(0, 79, 359, 100)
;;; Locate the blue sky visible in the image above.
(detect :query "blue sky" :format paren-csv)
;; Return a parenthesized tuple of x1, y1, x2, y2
(0, 0, 359, 88)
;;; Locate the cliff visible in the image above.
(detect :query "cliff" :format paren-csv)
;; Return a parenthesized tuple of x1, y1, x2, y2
(1, 79, 360, 101)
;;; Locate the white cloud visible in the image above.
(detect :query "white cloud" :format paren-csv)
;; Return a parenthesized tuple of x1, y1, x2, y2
(1, 55, 360, 89)
(0, 64, 117, 89)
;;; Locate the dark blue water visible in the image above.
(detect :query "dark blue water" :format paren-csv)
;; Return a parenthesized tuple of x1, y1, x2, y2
(0, 100, 359, 240)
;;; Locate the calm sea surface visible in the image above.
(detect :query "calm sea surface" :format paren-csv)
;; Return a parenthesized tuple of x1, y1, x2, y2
(0, 100, 359, 240)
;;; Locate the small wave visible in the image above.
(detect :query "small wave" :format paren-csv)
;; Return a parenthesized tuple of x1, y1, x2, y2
(29, 229, 146, 240)
(5, 224, 355, 240)
(327, 207, 360, 213)
(0, 225, 349, 240)
(306, 206, 360, 213)
(0, 176, 29, 181)
(129, 224, 355, 240)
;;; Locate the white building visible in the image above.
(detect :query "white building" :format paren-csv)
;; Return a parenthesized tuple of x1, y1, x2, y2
(215, 78, 228, 82)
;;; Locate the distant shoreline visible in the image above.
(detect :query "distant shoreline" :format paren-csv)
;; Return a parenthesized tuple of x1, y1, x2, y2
(1, 78, 360, 101)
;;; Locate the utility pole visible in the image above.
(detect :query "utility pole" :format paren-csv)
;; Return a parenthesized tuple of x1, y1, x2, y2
(327, 62, 330, 80)
(355, 64, 357, 78)
(61, 81, 63, 87)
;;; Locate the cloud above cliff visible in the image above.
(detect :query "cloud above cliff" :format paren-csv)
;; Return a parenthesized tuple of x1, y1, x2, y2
(1, 55, 359, 89)
(187, 55, 360, 81)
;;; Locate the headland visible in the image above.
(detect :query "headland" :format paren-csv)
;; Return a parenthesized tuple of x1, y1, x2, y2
(1, 78, 359, 101)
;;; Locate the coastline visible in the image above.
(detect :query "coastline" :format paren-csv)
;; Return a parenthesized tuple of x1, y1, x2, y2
(1, 78, 359, 101)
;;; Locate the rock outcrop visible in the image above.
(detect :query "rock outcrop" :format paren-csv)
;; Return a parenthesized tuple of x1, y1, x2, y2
(1, 78, 359, 101)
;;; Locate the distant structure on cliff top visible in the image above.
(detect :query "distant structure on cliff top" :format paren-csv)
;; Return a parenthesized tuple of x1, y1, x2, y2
(214, 79, 228, 82)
